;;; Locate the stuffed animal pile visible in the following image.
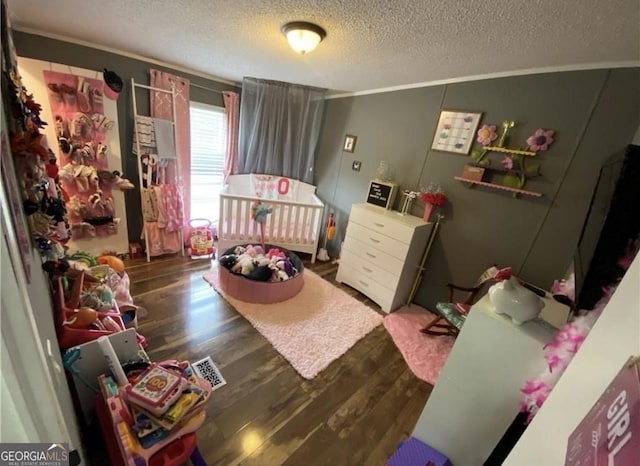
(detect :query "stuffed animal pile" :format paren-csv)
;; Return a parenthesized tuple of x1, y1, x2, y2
(218, 245, 300, 282)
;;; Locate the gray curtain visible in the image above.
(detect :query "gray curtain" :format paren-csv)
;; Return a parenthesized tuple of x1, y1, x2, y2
(238, 77, 327, 184)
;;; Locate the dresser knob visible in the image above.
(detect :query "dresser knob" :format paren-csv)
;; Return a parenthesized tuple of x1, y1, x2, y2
(373, 222, 385, 228)
(369, 237, 380, 243)
(362, 266, 372, 273)
(366, 252, 376, 259)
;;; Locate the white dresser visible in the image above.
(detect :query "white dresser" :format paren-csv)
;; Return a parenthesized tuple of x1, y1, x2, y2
(336, 203, 433, 313)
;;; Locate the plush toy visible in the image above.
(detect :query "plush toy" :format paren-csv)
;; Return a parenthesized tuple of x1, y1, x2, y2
(255, 256, 272, 267)
(218, 254, 238, 270)
(68, 251, 99, 267)
(277, 258, 295, 277)
(80, 293, 109, 311)
(250, 201, 272, 224)
(98, 255, 125, 273)
(266, 247, 286, 260)
(94, 284, 114, 305)
(247, 264, 273, 282)
(231, 254, 256, 275)
(65, 306, 98, 328)
(244, 244, 257, 258)
(250, 200, 272, 250)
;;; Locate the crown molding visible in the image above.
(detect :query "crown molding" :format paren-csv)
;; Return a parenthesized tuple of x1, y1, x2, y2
(328, 61, 640, 99)
(13, 26, 239, 87)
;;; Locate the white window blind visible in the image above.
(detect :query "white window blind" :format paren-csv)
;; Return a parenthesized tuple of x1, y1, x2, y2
(190, 101, 226, 223)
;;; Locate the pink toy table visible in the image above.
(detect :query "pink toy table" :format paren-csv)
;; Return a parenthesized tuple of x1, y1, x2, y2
(96, 393, 199, 466)
(95, 371, 211, 466)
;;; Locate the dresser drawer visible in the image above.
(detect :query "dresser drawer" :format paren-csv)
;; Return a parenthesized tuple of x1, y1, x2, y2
(336, 263, 394, 312)
(349, 205, 416, 244)
(339, 249, 399, 291)
(342, 234, 405, 277)
(344, 222, 410, 261)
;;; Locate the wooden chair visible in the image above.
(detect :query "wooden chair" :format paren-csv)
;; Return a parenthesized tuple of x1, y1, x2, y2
(421, 266, 504, 337)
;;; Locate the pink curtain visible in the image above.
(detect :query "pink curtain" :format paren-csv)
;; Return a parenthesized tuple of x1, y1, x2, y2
(222, 91, 239, 183)
(150, 69, 191, 239)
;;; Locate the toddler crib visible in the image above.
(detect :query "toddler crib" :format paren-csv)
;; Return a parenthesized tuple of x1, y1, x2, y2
(218, 174, 325, 263)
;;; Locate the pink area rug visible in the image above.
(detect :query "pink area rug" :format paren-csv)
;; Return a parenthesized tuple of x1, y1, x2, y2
(203, 267, 383, 379)
(383, 304, 454, 386)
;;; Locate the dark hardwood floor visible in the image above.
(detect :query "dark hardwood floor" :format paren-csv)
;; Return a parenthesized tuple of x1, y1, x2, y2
(103, 253, 432, 465)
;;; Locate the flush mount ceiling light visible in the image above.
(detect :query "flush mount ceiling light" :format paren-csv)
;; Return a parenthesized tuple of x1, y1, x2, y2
(281, 21, 326, 55)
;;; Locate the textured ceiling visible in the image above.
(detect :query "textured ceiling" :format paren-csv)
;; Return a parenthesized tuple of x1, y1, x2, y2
(7, 0, 640, 94)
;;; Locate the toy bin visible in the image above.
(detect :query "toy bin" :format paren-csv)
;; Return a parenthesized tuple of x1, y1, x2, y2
(53, 274, 125, 350)
(217, 244, 305, 304)
(188, 218, 215, 259)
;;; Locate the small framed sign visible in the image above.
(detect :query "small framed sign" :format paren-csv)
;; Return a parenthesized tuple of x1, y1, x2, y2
(366, 180, 398, 210)
(343, 134, 357, 153)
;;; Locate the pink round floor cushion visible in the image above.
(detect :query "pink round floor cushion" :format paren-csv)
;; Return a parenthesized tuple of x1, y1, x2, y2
(217, 245, 304, 304)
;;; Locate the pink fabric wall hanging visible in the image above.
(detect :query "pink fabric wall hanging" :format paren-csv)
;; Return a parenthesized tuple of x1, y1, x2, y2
(149, 69, 191, 239)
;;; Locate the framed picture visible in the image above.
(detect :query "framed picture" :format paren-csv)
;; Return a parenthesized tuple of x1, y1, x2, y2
(431, 110, 483, 155)
(343, 134, 357, 153)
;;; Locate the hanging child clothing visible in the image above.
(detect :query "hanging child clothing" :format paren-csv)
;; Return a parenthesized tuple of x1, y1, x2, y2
(131, 78, 185, 261)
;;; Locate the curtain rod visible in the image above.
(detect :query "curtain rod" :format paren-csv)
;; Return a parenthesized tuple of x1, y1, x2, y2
(133, 82, 173, 94)
(190, 82, 225, 94)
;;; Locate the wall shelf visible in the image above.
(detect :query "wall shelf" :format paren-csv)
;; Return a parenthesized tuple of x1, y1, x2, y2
(469, 162, 540, 177)
(454, 176, 543, 197)
(482, 146, 536, 157)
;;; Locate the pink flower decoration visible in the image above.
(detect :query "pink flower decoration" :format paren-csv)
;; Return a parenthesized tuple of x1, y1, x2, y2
(520, 380, 545, 395)
(527, 129, 555, 151)
(476, 124, 498, 146)
(546, 354, 563, 371)
(501, 156, 513, 170)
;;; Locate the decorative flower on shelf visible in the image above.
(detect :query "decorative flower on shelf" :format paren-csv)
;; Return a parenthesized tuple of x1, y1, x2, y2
(476, 124, 498, 146)
(419, 182, 446, 206)
(501, 156, 513, 170)
(526, 129, 555, 151)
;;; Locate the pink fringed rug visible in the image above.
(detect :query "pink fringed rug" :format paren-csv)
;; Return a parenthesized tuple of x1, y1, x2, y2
(203, 267, 383, 379)
(383, 304, 454, 386)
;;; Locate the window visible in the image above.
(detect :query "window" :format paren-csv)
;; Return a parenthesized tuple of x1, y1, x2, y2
(190, 101, 226, 223)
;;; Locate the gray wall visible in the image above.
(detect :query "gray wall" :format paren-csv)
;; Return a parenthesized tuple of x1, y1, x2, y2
(13, 31, 239, 242)
(14, 30, 640, 312)
(315, 69, 640, 310)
